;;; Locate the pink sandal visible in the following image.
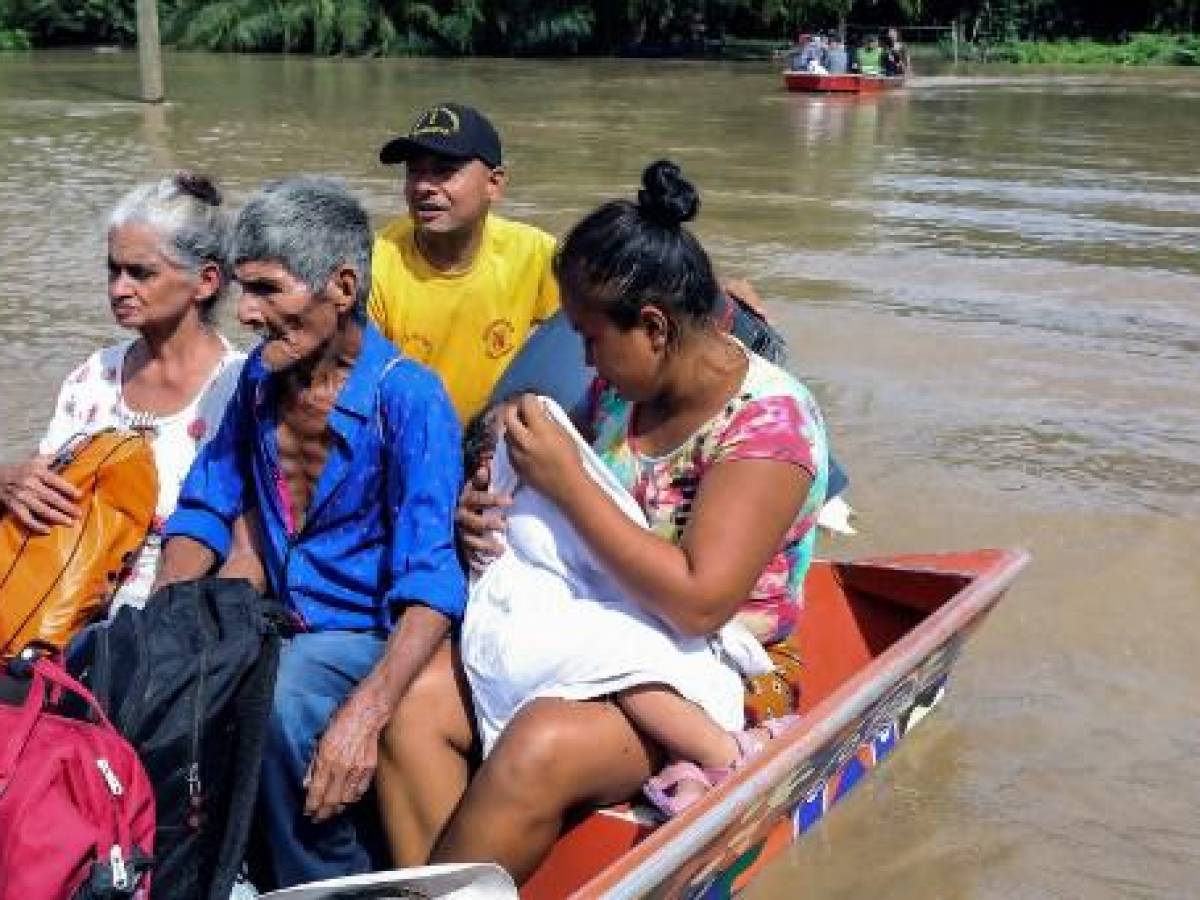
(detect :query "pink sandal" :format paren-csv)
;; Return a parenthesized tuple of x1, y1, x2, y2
(642, 714, 800, 818)
(734, 713, 800, 756)
(642, 761, 718, 817)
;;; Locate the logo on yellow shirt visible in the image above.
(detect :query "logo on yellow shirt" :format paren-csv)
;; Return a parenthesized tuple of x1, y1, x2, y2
(483, 318, 517, 359)
(400, 332, 435, 362)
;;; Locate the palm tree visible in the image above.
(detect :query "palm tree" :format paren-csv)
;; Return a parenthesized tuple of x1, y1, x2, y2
(170, 0, 392, 53)
(171, 0, 489, 54)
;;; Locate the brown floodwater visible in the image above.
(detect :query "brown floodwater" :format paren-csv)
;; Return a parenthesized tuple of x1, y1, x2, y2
(1, 51, 1197, 898)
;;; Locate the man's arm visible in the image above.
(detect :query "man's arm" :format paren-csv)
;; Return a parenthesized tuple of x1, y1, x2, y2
(366, 231, 401, 341)
(304, 362, 467, 820)
(154, 535, 218, 589)
(217, 508, 268, 593)
(533, 229, 560, 324)
(156, 512, 266, 592)
(302, 604, 451, 822)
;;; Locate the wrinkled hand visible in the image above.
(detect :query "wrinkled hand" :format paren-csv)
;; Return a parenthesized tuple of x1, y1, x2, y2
(455, 460, 511, 573)
(722, 277, 769, 321)
(303, 685, 391, 823)
(502, 394, 583, 504)
(0, 457, 80, 534)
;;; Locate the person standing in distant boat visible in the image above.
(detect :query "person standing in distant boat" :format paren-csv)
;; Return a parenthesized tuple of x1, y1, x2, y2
(825, 35, 849, 74)
(884, 27, 910, 75)
(858, 34, 884, 75)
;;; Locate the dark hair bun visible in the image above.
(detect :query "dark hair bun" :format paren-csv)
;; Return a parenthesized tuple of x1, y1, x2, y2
(174, 171, 222, 206)
(636, 159, 699, 227)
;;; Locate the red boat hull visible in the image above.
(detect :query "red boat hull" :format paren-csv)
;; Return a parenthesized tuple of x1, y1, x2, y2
(524, 548, 1029, 898)
(783, 72, 905, 93)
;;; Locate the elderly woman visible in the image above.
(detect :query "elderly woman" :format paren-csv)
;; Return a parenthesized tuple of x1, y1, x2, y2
(0, 172, 245, 612)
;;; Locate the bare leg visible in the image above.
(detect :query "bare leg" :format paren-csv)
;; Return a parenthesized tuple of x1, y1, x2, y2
(376, 641, 477, 867)
(616, 685, 739, 770)
(618, 686, 782, 812)
(430, 697, 661, 885)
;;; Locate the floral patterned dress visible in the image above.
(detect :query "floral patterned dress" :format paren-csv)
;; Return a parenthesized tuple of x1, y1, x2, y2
(589, 348, 829, 646)
(39, 339, 244, 612)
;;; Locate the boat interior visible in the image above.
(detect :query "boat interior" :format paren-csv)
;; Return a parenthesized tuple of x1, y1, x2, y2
(524, 554, 985, 898)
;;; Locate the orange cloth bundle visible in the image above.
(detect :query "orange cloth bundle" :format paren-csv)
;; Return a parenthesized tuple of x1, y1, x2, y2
(0, 429, 157, 655)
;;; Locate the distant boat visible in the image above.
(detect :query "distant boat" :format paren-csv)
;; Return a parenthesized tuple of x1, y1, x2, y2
(523, 548, 1030, 898)
(784, 71, 906, 93)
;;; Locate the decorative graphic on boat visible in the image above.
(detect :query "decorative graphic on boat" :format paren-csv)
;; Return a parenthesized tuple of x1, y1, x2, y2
(651, 631, 968, 899)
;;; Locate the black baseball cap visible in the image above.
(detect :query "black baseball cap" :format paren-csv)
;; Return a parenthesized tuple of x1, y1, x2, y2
(379, 103, 502, 169)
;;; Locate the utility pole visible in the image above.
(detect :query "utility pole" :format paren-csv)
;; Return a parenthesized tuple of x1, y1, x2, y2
(135, 0, 164, 103)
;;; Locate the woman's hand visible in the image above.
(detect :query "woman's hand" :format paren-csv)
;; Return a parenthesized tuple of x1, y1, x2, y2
(0, 457, 80, 534)
(502, 394, 585, 506)
(455, 458, 511, 573)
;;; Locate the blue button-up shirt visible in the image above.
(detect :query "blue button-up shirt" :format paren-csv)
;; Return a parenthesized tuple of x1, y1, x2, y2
(164, 323, 466, 632)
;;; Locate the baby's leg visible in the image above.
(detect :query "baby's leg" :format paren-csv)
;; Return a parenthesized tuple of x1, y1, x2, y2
(618, 685, 796, 816)
(616, 685, 739, 771)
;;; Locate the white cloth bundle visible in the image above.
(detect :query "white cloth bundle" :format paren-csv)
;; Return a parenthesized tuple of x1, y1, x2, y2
(461, 397, 772, 757)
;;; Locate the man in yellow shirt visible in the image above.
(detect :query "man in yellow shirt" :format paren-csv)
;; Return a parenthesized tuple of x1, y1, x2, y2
(370, 103, 558, 422)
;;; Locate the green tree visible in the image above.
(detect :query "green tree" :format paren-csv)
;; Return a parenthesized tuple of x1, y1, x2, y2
(168, 0, 392, 53)
(168, 0, 494, 54)
(1, 0, 136, 44)
(2, 0, 1196, 53)
(485, 0, 593, 54)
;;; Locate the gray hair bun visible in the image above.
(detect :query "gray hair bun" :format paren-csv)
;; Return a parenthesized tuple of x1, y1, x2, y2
(173, 171, 222, 207)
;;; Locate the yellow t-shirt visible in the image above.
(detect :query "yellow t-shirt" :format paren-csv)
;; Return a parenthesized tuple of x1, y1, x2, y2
(369, 214, 559, 423)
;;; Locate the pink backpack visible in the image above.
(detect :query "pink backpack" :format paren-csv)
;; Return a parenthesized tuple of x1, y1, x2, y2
(0, 654, 155, 899)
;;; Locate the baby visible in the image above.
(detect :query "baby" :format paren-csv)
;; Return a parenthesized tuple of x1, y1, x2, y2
(459, 395, 788, 816)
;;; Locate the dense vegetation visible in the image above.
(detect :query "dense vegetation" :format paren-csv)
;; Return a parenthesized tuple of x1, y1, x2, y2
(0, 26, 30, 49)
(988, 32, 1200, 65)
(0, 0, 1196, 58)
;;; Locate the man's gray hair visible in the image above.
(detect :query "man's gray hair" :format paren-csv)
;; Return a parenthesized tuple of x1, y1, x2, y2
(108, 172, 232, 319)
(232, 177, 372, 314)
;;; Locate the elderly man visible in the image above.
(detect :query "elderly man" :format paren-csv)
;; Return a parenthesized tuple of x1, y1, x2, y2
(157, 177, 465, 886)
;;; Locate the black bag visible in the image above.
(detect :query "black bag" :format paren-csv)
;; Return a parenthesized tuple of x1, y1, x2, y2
(68, 578, 283, 900)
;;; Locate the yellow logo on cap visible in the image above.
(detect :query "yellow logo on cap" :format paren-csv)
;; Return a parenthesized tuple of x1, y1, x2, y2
(411, 106, 460, 138)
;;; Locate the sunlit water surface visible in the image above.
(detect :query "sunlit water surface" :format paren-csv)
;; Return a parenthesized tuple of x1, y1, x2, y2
(1, 51, 1197, 899)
